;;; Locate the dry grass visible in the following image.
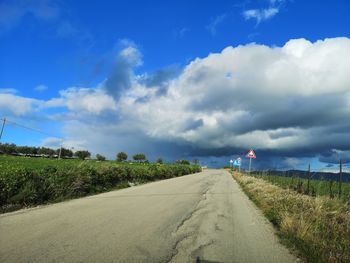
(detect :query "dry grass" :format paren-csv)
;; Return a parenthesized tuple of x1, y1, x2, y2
(233, 172, 350, 263)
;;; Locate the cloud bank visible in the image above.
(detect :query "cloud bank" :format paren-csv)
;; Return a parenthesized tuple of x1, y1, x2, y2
(1, 37, 350, 167)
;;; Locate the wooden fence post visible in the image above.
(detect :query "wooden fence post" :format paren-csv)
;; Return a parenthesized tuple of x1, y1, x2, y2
(338, 159, 343, 198)
(307, 164, 311, 194)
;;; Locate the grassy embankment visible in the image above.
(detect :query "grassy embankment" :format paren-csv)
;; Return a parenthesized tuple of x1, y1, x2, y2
(233, 172, 350, 263)
(254, 173, 350, 201)
(0, 155, 201, 213)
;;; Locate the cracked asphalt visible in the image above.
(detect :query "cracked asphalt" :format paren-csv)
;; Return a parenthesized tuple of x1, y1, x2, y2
(0, 169, 297, 263)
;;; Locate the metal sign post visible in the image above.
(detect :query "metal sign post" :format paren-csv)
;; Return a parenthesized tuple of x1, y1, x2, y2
(249, 158, 252, 173)
(246, 149, 256, 174)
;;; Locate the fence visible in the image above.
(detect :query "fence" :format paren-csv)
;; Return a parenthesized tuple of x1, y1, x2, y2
(244, 161, 350, 201)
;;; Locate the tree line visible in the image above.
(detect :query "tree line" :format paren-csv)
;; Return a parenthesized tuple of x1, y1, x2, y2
(0, 143, 90, 160)
(0, 143, 195, 164)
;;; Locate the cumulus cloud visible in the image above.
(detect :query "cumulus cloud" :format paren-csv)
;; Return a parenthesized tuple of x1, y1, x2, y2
(103, 40, 143, 99)
(2, 37, 350, 167)
(0, 93, 41, 116)
(46, 87, 117, 115)
(109, 37, 350, 164)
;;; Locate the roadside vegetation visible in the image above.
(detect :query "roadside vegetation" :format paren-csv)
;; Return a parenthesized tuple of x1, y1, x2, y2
(0, 155, 201, 213)
(233, 172, 350, 263)
(255, 173, 350, 201)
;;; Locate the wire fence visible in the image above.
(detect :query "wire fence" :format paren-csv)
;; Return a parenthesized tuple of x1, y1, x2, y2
(0, 117, 70, 158)
(241, 163, 350, 201)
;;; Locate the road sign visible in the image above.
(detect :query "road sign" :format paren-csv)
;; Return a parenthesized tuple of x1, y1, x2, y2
(246, 149, 256, 159)
(230, 160, 233, 163)
(237, 157, 242, 165)
(246, 150, 256, 173)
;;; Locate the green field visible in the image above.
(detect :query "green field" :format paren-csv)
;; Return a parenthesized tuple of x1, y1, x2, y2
(254, 173, 350, 201)
(0, 155, 201, 212)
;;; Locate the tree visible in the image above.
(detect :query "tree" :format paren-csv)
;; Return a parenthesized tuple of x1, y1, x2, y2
(96, 154, 106, 161)
(0, 143, 17, 154)
(38, 147, 55, 156)
(156, 157, 163, 164)
(133, 153, 146, 162)
(57, 148, 73, 158)
(116, 152, 128, 162)
(74, 150, 91, 160)
(176, 159, 190, 165)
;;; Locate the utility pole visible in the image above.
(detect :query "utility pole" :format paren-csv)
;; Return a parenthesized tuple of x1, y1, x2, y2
(58, 139, 63, 159)
(0, 118, 6, 141)
(339, 159, 343, 198)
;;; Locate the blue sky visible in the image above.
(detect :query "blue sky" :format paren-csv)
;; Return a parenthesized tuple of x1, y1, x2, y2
(1, 0, 350, 170)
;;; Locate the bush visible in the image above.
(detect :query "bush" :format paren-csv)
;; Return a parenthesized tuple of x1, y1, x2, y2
(74, 150, 91, 160)
(116, 152, 128, 162)
(96, 154, 106, 161)
(176, 159, 190, 165)
(0, 155, 201, 212)
(133, 153, 146, 162)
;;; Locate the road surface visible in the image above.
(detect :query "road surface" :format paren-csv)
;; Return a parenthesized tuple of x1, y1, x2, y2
(0, 169, 297, 263)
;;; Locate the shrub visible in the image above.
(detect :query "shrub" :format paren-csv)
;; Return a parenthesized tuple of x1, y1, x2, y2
(0, 155, 201, 212)
(74, 150, 91, 160)
(116, 152, 128, 162)
(96, 154, 106, 161)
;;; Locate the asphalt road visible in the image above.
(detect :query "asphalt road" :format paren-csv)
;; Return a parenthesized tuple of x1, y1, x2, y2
(0, 169, 297, 263)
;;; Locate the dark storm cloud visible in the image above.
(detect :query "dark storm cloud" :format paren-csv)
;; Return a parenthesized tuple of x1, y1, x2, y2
(29, 38, 350, 168)
(319, 149, 350, 164)
(142, 65, 180, 96)
(182, 119, 204, 132)
(104, 56, 134, 99)
(104, 42, 142, 99)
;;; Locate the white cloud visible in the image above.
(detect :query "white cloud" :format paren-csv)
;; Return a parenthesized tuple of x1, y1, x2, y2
(269, 0, 285, 4)
(206, 14, 226, 36)
(3, 37, 350, 164)
(46, 87, 117, 114)
(0, 93, 41, 116)
(35, 84, 48, 92)
(0, 88, 17, 94)
(104, 37, 350, 157)
(243, 7, 279, 24)
(0, 0, 59, 32)
(42, 136, 86, 151)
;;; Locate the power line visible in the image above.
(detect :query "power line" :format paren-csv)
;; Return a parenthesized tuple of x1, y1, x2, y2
(0, 117, 62, 139)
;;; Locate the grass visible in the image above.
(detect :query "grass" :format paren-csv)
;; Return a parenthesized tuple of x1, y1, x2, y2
(233, 172, 350, 263)
(0, 155, 201, 213)
(255, 173, 350, 201)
